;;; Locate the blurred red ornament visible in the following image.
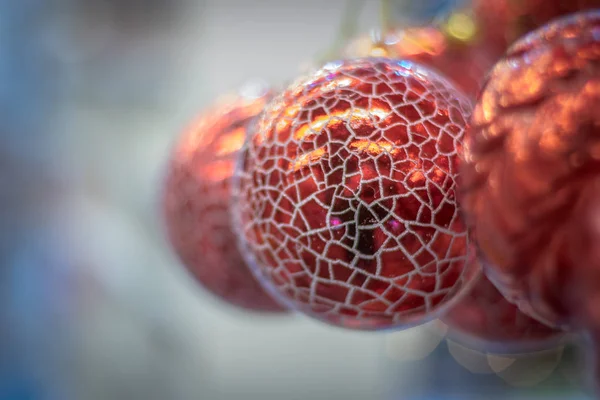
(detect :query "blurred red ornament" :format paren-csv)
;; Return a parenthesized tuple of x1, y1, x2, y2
(460, 11, 600, 330)
(474, 0, 600, 52)
(233, 58, 479, 330)
(162, 83, 287, 313)
(441, 256, 564, 353)
(342, 16, 501, 98)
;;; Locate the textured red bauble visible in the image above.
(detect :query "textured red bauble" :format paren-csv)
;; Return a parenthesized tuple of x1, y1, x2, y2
(162, 86, 286, 313)
(460, 11, 600, 330)
(233, 58, 478, 330)
(441, 257, 564, 353)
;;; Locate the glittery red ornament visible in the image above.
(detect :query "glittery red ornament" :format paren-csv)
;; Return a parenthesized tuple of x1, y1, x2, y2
(233, 58, 479, 330)
(343, 24, 501, 99)
(460, 10, 600, 330)
(162, 84, 287, 313)
(474, 0, 600, 52)
(441, 255, 564, 353)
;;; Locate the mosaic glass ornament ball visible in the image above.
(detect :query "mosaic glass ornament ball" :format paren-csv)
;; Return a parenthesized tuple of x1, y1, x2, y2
(441, 256, 564, 354)
(162, 83, 287, 313)
(342, 22, 500, 99)
(459, 11, 600, 329)
(473, 0, 600, 51)
(232, 58, 479, 330)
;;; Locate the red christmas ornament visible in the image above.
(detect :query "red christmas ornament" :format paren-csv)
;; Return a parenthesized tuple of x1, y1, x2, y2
(342, 20, 502, 98)
(162, 84, 287, 313)
(474, 0, 600, 52)
(441, 255, 564, 353)
(460, 10, 600, 331)
(233, 58, 479, 330)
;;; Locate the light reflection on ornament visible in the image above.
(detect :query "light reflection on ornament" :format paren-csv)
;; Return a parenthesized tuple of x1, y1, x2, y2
(444, 12, 477, 42)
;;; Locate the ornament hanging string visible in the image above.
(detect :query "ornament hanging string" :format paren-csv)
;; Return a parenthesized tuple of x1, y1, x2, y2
(380, 0, 394, 34)
(319, 0, 471, 64)
(318, 0, 365, 63)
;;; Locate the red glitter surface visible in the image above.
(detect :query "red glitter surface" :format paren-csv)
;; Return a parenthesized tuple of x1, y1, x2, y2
(233, 58, 478, 330)
(460, 11, 600, 328)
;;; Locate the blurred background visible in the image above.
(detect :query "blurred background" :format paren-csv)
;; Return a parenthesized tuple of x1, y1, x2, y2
(0, 1, 592, 399)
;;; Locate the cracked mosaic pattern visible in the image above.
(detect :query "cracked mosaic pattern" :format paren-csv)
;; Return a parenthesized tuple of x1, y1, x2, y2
(233, 58, 478, 330)
(162, 87, 286, 313)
